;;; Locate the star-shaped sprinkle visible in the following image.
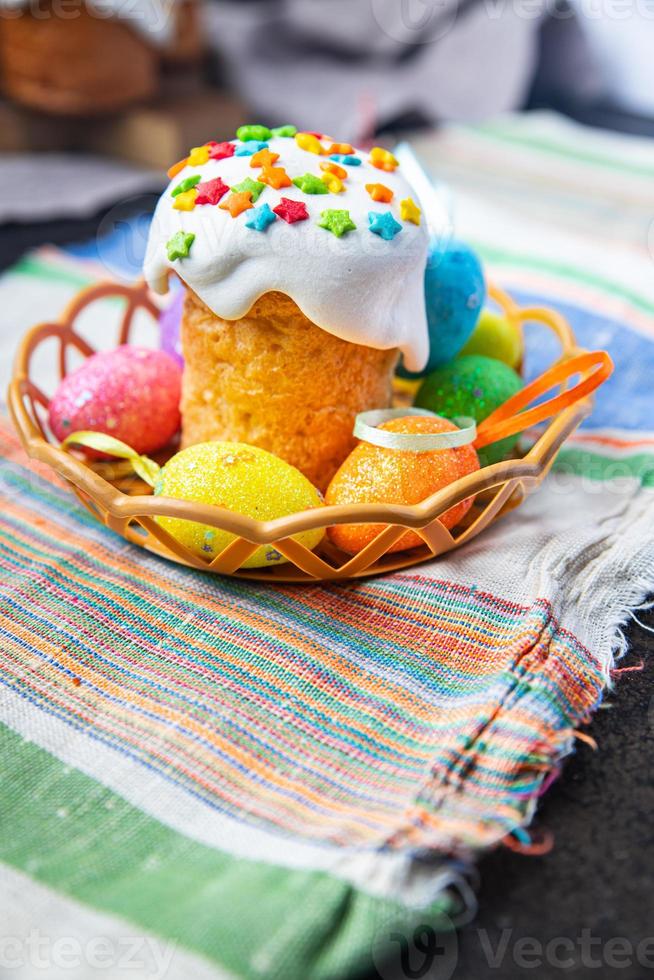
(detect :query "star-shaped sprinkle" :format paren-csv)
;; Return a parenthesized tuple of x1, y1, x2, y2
(318, 209, 357, 238)
(167, 156, 189, 180)
(366, 182, 394, 203)
(293, 173, 329, 195)
(250, 148, 279, 169)
(188, 145, 210, 166)
(166, 231, 195, 261)
(369, 146, 399, 172)
(321, 172, 344, 193)
(245, 202, 278, 232)
(259, 165, 292, 190)
(400, 197, 422, 225)
(195, 176, 230, 206)
(172, 174, 201, 197)
(219, 191, 253, 217)
(329, 154, 361, 167)
(232, 177, 265, 202)
(295, 132, 323, 155)
(320, 160, 347, 180)
(207, 141, 235, 161)
(236, 124, 273, 142)
(271, 124, 297, 138)
(173, 189, 197, 211)
(368, 210, 403, 241)
(273, 198, 309, 224)
(235, 140, 269, 156)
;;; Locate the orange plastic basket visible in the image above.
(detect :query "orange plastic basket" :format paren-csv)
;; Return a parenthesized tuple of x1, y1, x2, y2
(8, 279, 611, 582)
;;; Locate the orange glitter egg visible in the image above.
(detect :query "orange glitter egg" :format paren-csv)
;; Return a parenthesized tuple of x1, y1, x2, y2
(326, 415, 479, 555)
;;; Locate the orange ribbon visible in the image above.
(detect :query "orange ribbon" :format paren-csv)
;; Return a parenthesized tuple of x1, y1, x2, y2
(474, 350, 614, 450)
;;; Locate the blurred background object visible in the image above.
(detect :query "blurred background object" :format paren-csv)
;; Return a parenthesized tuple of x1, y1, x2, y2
(568, 0, 654, 119)
(203, 0, 546, 139)
(0, 0, 245, 170)
(0, 0, 200, 116)
(0, 0, 652, 172)
(0, 0, 652, 259)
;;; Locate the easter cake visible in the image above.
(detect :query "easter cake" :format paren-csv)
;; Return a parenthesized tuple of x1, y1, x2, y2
(0, 0, 199, 115)
(144, 126, 438, 490)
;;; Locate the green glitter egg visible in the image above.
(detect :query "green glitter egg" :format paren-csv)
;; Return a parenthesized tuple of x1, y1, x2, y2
(155, 442, 324, 568)
(415, 354, 522, 466)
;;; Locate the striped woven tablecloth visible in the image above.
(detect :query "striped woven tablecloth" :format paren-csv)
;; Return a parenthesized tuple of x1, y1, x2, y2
(0, 112, 653, 980)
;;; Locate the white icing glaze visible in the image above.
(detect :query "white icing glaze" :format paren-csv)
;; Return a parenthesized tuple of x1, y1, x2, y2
(0, 0, 179, 45)
(144, 133, 440, 372)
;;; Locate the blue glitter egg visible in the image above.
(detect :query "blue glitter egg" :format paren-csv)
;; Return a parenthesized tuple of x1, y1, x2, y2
(399, 238, 486, 379)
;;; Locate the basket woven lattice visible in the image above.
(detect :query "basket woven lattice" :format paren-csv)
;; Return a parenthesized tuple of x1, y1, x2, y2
(8, 280, 609, 582)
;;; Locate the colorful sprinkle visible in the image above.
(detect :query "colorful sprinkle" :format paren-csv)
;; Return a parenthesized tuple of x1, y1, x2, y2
(250, 148, 279, 169)
(368, 211, 403, 240)
(167, 157, 189, 180)
(326, 142, 354, 156)
(195, 177, 230, 206)
(271, 125, 297, 138)
(318, 209, 357, 238)
(172, 189, 197, 212)
(166, 230, 195, 261)
(188, 145, 210, 167)
(365, 182, 394, 203)
(231, 177, 266, 203)
(245, 203, 278, 232)
(259, 165, 292, 190)
(273, 198, 309, 224)
(295, 132, 323, 155)
(400, 197, 422, 225)
(236, 124, 273, 142)
(320, 161, 347, 180)
(329, 154, 361, 167)
(320, 172, 345, 193)
(369, 147, 399, 172)
(219, 191, 254, 218)
(171, 174, 201, 197)
(235, 141, 269, 157)
(207, 141, 236, 161)
(292, 173, 329, 195)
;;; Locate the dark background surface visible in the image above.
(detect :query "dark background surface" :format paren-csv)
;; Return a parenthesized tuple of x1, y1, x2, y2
(1, 198, 652, 980)
(453, 611, 654, 980)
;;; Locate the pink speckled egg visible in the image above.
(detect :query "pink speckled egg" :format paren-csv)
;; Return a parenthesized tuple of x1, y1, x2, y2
(49, 346, 182, 455)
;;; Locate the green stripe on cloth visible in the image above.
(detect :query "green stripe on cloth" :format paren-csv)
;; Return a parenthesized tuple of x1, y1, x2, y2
(0, 724, 454, 980)
(553, 448, 654, 487)
(471, 122, 654, 180)
(10, 255, 95, 289)
(472, 244, 654, 316)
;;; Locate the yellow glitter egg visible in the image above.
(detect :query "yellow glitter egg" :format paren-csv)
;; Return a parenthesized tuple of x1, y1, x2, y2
(459, 309, 524, 369)
(155, 442, 324, 568)
(326, 416, 479, 556)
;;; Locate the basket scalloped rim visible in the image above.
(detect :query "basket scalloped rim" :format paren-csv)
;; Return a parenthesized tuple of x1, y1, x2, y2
(8, 278, 594, 582)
